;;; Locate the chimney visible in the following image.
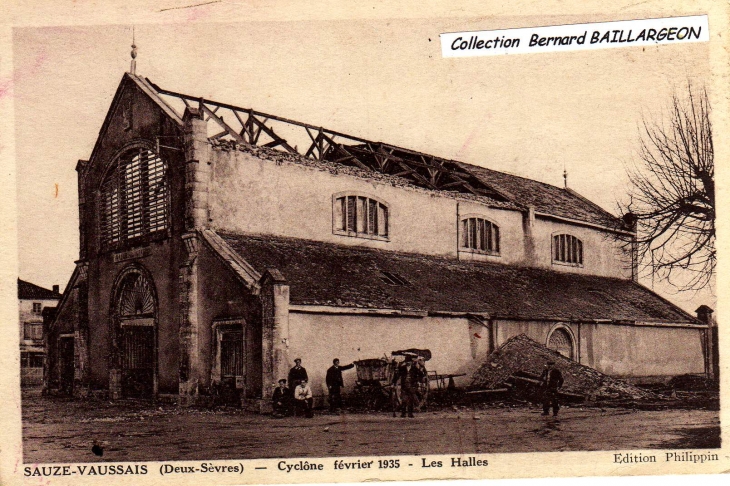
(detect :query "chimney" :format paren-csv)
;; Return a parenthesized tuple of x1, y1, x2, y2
(52, 285, 60, 294)
(696, 305, 714, 326)
(696, 305, 718, 381)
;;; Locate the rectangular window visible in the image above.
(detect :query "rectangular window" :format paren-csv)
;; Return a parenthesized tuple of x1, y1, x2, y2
(24, 323, 42, 340)
(29, 353, 44, 368)
(32, 302, 42, 314)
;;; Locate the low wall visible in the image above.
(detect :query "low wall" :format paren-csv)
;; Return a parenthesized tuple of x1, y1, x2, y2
(285, 312, 488, 397)
(494, 319, 706, 378)
(284, 313, 707, 399)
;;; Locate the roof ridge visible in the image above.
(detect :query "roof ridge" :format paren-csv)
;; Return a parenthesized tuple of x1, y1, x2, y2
(563, 186, 616, 219)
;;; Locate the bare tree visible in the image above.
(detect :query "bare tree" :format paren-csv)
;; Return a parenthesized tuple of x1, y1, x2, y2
(619, 84, 714, 291)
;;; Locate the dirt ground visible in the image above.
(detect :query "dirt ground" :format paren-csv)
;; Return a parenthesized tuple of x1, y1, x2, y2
(22, 389, 720, 464)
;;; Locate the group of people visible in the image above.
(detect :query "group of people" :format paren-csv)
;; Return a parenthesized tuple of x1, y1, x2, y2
(272, 357, 355, 418)
(272, 356, 565, 419)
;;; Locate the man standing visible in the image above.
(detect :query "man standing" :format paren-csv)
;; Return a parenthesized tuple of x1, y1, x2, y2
(392, 355, 424, 418)
(272, 379, 290, 417)
(326, 358, 355, 412)
(288, 358, 308, 393)
(294, 379, 314, 418)
(540, 360, 564, 416)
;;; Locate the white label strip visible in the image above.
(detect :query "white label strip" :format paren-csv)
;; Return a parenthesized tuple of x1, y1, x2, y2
(440, 15, 709, 57)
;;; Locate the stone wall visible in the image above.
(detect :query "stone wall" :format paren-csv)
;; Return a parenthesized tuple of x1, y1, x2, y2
(208, 146, 630, 279)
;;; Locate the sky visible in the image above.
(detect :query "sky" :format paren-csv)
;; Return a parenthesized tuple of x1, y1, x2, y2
(12, 18, 714, 313)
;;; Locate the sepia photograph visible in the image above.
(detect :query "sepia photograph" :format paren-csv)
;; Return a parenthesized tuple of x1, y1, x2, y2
(2, 2, 727, 484)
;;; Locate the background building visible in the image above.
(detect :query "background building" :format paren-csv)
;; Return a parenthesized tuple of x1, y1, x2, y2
(18, 279, 61, 386)
(45, 71, 708, 408)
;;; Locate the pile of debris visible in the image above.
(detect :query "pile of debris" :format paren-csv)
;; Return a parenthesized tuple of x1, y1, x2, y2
(470, 334, 658, 402)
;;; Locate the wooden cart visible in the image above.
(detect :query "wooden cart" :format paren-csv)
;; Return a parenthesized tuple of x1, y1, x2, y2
(353, 349, 431, 415)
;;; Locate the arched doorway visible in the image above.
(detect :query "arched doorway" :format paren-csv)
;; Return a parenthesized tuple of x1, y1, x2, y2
(547, 325, 576, 360)
(111, 267, 157, 398)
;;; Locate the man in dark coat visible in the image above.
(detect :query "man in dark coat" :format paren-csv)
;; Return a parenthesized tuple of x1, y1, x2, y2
(326, 358, 355, 412)
(271, 379, 290, 417)
(288, 358, 308, 396)
(540, 360, 564, 416)
(392, 355, 424, 418)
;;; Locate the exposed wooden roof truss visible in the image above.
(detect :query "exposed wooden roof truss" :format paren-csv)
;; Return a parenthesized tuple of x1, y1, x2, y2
(149, 79, 510, 202)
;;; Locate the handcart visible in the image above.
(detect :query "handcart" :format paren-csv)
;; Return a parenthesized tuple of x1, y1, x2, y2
(353, 348, 431, 415)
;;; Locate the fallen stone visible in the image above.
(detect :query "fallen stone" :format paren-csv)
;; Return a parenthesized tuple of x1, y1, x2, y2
(471, 334, 658, 401)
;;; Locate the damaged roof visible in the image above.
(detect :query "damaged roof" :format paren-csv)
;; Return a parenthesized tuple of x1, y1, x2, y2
(215, 231, 695, 324)
(143, 76, 622, 228)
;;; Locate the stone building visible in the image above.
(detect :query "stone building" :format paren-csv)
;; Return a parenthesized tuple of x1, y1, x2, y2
(18, 279, 61, 386)
(45, 70, 709, 408)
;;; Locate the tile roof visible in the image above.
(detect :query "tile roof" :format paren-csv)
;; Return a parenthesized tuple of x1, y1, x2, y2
(215, 231, 694, 323)
(455, 162, 619, 227)
(18, 279, 62, 300)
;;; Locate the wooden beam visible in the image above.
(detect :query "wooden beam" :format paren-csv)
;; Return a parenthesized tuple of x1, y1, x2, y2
(320, 133, 370, 170)
(263, 139, 290, 149)
(249, 116, 298, 154)
(233, 110, 252, 142)
(211, 130, 229, 140)
(396, 160, 438, 189)
(304, 140, 319, 158)
(393, 169, 415, 177)
(201, 104, 245, 143)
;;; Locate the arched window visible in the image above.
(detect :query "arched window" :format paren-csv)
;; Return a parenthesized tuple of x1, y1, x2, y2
(552, 234, 583, 265)
(547, 326, 575, 360)
(100, 148, 169, 248)
(460, 217, 500, 254)
(333, 194, 389, 240)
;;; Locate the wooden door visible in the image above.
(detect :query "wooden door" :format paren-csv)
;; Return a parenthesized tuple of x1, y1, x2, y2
(59, 337, 75, 395)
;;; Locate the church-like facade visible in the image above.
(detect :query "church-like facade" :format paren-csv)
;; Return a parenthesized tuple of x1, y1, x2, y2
(45, 71, 708, 408)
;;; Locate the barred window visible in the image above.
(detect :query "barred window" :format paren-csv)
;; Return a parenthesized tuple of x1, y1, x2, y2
(334, 194, 389, 239)
(461, 218, 500, 254)
(553, 234, 583, 265)
(100, 148, 169, 248)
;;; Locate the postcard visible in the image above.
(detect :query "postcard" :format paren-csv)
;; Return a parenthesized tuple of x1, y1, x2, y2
(1, 1, 727, 485)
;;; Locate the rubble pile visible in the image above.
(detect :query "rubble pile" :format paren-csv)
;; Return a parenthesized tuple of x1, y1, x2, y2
(471, 334, 658, 401)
